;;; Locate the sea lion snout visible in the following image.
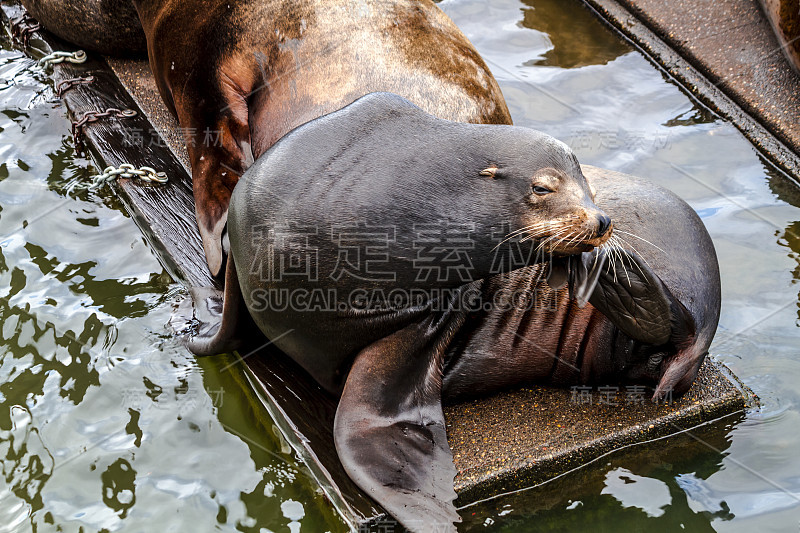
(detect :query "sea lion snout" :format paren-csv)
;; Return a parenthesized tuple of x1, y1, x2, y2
(596, 214, 612, 238)
(511, 163, 614, 254)
(576, 193, 613, 248)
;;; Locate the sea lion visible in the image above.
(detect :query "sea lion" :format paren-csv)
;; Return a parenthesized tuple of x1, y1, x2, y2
(184, 93, 720, 531)
(19, 0, 146, 56)
(129, 0, 512, 277)
(758, 0, 800, 74)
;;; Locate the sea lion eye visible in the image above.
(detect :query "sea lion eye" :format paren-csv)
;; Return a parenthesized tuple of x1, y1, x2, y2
(532, 185, 553, 196)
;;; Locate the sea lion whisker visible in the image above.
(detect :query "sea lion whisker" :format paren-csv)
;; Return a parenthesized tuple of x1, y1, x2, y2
(604, 240, 620, 283)
(547, 233, 574, 252)
(614, 230, 665, 254)
(592, 247, 602, 270)
(609, 240, 628, 284)
(615, 243, 633, 286)
(607, 234, 646, 274)
(611, 234, 651, 275)
(533, 227, 572, 249)
(554, 227, 581, 248)
(572, 228, 591, 247)
(507, 227, 555, 246)
(491, 222, 562, 251)
(513, 223, 562, 239)
(562, 229, 581, 247)
(527, 228, 563, 247)
(533, 233, 558, 252)
(492, 226, 536, 251)
(607, 238, 633, 285)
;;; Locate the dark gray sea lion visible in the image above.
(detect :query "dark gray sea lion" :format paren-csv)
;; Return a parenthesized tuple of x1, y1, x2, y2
(184, 93, 720, 531)
(19, 0, 146, 56)
(131, 0, 512, 277)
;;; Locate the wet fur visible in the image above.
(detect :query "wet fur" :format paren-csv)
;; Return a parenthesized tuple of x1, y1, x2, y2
(20, 0, 146, 55)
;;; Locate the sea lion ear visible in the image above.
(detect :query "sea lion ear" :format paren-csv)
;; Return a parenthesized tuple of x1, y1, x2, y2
(479, 165, 500, 178)
(334, 314, 462, 532)
(572, 248, 673, 346)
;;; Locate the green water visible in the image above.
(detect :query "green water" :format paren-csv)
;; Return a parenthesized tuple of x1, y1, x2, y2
(2, 0, 800, 531)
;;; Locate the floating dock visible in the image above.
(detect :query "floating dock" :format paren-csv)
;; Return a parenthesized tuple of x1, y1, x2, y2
(2, 1, 762, 528)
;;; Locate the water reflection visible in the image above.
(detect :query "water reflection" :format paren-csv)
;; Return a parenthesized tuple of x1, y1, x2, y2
(766, 166, 800, 322)
(518, 0, 630, 68)
(662, 106, 719, 128)
(458, 417, 740, 531)
(0, 38, 344, 533)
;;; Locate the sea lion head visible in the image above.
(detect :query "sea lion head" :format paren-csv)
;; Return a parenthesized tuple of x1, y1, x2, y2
(475, 131, 612, 262)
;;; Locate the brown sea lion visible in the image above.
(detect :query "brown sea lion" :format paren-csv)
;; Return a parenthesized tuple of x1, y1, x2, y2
(184, 93, 720, 531)
(19, 0, 146, 56)
(129, 0, 512, 277)
(758, 0, 800, 73)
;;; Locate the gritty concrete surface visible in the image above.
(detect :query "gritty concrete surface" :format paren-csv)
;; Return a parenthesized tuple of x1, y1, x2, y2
(446, 357, 752, 503)
(582, 0, 800, 179)
(106, 53, 757, 507)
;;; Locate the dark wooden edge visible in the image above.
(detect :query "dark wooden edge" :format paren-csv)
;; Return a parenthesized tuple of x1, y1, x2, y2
(2, 2, 210, 288)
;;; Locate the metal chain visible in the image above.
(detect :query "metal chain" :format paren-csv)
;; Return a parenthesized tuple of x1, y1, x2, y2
(55, 75, 95, 97)
(91, 164, 168, 189)
(71, 107, 137, 146)
(10, 13, 41, 48)
(38, 50, 87, 69)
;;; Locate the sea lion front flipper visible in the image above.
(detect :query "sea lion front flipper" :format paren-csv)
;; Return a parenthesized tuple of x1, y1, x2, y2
(576, 248, 674, 346)
(184, 254, 245, 356)
(175, 88, 251, 277)
(334, 314, 462, 532)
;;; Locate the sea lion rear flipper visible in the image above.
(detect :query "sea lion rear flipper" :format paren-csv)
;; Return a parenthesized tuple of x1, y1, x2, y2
(183, 254, 245, 355)
(572, 248, 703, 399)
(575, 248, 673, 346)
(334, 315, 461, 532)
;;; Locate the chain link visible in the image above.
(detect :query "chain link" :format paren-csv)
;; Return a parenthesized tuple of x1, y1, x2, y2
(55, 75, 95, 97)
(10, 13, 41, 48)
(71, 107, 137, 146)
(38, 50, 87, 69)
(90, 164, 168, 189)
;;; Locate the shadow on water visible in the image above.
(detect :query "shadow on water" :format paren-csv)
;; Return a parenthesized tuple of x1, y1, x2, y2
(765, 163, 800, 322)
